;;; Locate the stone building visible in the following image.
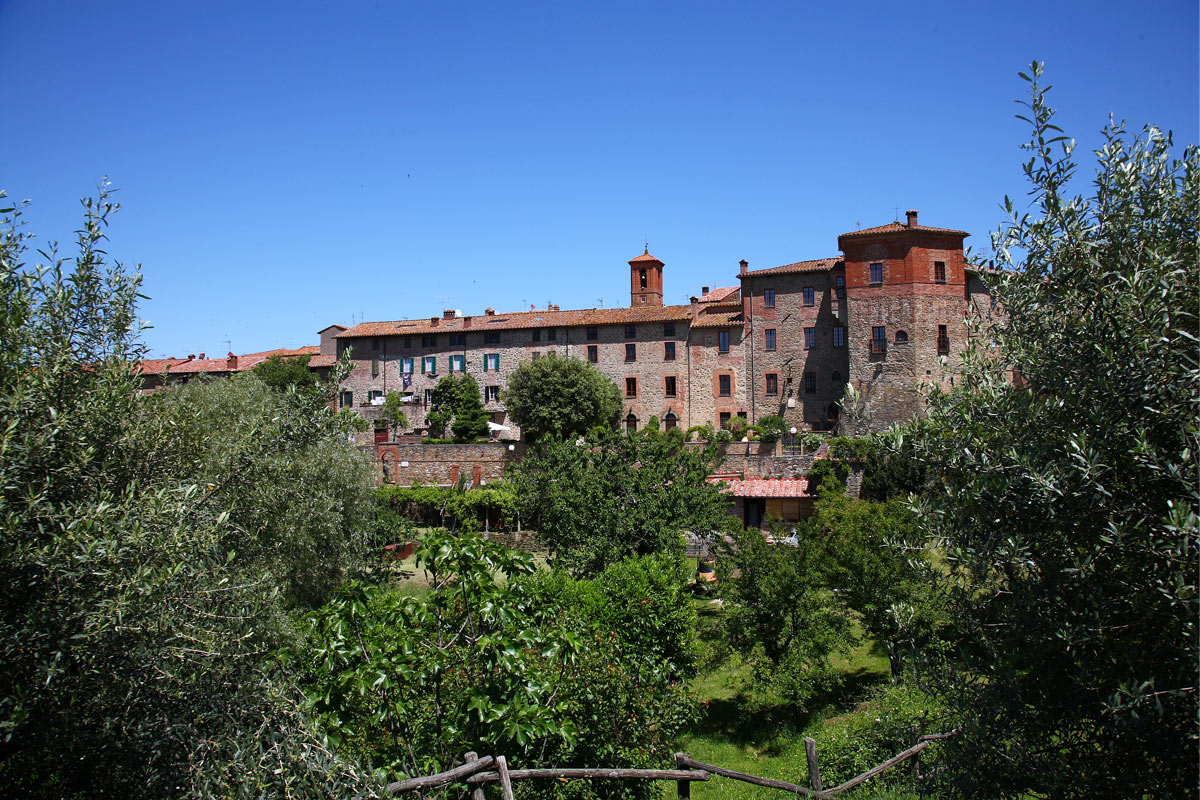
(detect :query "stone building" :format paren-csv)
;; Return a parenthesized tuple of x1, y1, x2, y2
(332, 211, 991, 442)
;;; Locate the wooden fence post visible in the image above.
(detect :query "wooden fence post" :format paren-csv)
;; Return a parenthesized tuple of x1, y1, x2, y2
(464, 752, 485, 800)
(674, 753, 691, 799)
(804, 737, 823, 793)
(495, 755, 515, 800)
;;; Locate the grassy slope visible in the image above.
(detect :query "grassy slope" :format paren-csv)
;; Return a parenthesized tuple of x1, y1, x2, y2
(679, 598, 903, 799)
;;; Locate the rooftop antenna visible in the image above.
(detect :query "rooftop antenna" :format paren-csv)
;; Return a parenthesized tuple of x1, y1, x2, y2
(222, 337, 231, 353)
(596, 297, 604, 308)
(893, 206, 900, 221)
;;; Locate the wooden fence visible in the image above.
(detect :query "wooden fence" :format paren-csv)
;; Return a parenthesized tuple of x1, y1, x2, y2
(387, 731, 957, 798)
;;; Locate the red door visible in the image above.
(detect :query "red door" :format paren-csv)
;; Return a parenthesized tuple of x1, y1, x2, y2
(374, 426, 388, 445)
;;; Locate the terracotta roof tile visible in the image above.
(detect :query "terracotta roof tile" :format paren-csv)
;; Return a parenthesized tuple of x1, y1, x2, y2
(715, 477, 810, 498)
(308, 354, 338, 368)
(839, 221, 968, 239)
(139, 358, 187, 375)
(336, 304, 693, 338)
(169, 357, 232, 375)
(628, 249, 663, 263)
(697, 286, 740, 303)
(742, 257, 841, 278)
(691, 310, 743, 329)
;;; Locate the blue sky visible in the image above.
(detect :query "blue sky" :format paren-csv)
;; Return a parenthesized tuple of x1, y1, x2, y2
(3, 0, 1196, 359)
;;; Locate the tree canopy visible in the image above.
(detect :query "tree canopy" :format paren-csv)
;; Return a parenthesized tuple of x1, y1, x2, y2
(426, 374, 490, 441)
(905, 65, 1198, 797)
(510, 428, 735, 575)
(252, 352, 319, 391)
(501, 354, 622, 442)
(0, 186, 382, 798)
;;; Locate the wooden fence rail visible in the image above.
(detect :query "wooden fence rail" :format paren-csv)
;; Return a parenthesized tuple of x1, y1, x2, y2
(387, 731, 957, 798)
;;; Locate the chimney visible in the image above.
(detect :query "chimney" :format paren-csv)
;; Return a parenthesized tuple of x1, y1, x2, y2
(463, 316, 472, 329)
(430, 316, 439, 327)
(199, 353, 205, 360)
(226, 352, 238, 369)
(701, 286, 710, 296)
(186, 354, 195, 360)
(443, 309, 455, 319)
(739, 259, 748, 275)
(485, 307, 495, 316)
(906, 209, 919, 228)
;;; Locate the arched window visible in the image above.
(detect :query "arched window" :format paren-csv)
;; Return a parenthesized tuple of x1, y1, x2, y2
(625, 413, 638, 432)
(663, 412, 678, 430)
(894, 330, 909, 343)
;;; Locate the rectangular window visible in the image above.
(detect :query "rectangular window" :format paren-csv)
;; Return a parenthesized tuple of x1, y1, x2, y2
(372, 338, 380, 351)
(547, 328, 557, 341)
(934, 261, 946, 283)
(368, 390, 385, 403)
(763, 288, 775, 308)
(586, 326, 598, 341)
(664, 322, 676, 337)
(804, 327, 816, 349)
(719, 374, 731, 397)
(401, 357, 414, 374)
(871, 326, 887, 353)
(449, 333, 466, 346)
(870, 262, 883, 284)
(624, 324, 636, 339)
(339, 390, 353, 408)
(804, 372, 816, 394)
(938, 324, 950, 355)
(765, 329, 776, 351)
(587, 345, 598, 363)
(625, 343, 636, 362)
(626, 377, 637, 398)
(719, 412, 731, 430)
(835, 275, 845, 300)
(765, 373, 778, 396)
(424, 388, 434, 406)
(486, 385, 500, 402)
(484, 332, 500, 344)
(802, 287, 815, 306)
(718, 330, 730, 353)
(664, 341, 676, 360)
(421, 335, 437, 347)
(832, 325, 845, 348)
(483, 353, 500, 371)
(449, 355, 465, 373)
(664, 376, 677, 397)
(532, 329, 541, 342)
(422, 356, 437, 373)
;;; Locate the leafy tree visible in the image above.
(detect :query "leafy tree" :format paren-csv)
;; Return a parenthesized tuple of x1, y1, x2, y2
(450, 375, 490, 441)
(0, 186, 381, 798)
(379, 390, 409, 438)
(502, 353, 621, 442)
(715, 524, 854, 709)
(426, 374, 489, 441)
(906, 65, 1198, 797)
(253, 352, 319, 391)
(510, 428, 736, 575)
(753, 414, 787, 443)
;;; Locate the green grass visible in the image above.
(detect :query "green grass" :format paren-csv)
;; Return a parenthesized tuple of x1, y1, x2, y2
(679, 602, 895, 799)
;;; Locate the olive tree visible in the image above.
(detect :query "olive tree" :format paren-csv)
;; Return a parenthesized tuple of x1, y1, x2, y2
(0, 186, 382, 798)
(907, 66, 1198, 797)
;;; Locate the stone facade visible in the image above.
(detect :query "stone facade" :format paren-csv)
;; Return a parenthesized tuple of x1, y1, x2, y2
(333, 211, 990, 442)
(375, 441, 527, 487)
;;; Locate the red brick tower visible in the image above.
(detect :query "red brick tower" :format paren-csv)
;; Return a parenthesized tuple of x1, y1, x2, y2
(628, 248, 664, 307)
(838, 210, 969, 430)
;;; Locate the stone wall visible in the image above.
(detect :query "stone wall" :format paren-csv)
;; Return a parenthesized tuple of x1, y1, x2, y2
(375, 441, 527, 487)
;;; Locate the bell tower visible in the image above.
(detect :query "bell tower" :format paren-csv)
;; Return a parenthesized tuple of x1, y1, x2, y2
(628, 248, 664, 307)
